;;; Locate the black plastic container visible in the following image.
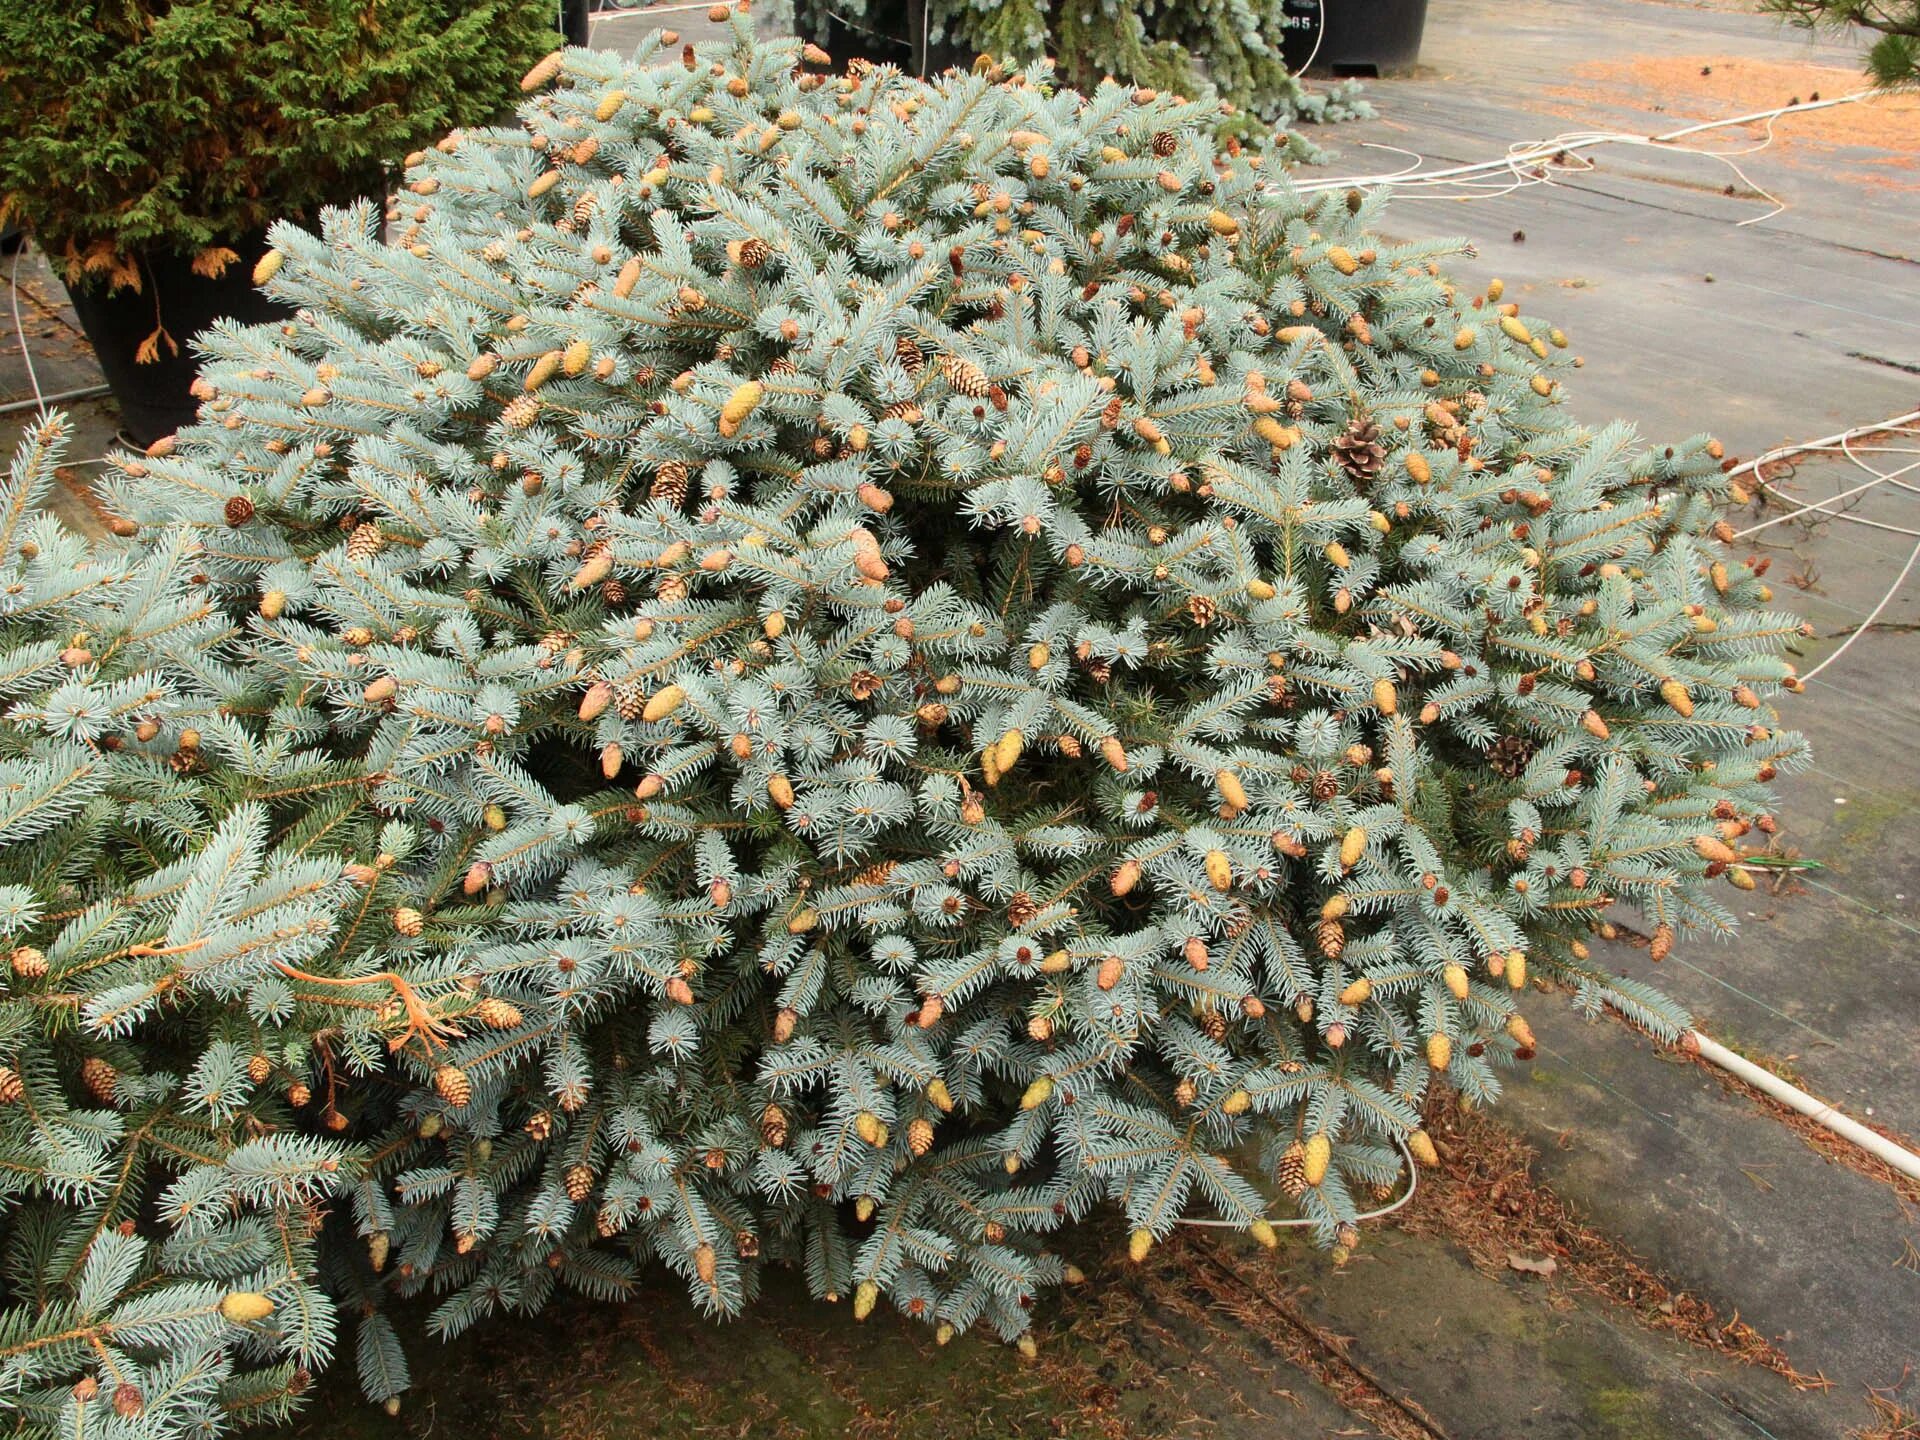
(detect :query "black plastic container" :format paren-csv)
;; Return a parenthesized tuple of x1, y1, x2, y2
(1280, 0, 1429, 76)
(802, 0, 971, 77)
(63, 230, 292, 448)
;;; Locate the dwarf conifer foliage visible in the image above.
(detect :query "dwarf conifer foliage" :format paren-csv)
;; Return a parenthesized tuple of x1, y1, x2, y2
(1, 14, 1810, 1432)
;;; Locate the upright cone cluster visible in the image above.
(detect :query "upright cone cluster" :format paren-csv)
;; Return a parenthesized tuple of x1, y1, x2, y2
(1, 14, 1807, 1432)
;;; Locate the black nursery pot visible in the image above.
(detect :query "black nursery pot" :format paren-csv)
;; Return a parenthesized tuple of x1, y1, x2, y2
(62, 230, 293, 449)
(802, 0, 971, 78)
(1279, 0, 1429, 76)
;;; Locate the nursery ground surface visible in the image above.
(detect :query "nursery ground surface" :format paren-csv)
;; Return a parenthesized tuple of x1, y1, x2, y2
(3, 0, 1916, 1434)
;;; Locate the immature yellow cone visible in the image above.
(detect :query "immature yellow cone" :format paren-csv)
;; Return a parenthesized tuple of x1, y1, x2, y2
(1372, 677, 1397, 715)
(1694, 834, 1738, 865)
(927, 1078, 955, 1113)
(1320, 894, 1350, 922)
(854, 1110, 886, 1146)
(520, 51, 564, 90)
(219, 1292, 276, 1325)
(768, 773, 795, 809)
(1302, 1133, 1331, 1187)
(1222, 1088, 1251, 1115)
(613, 257, 642, 298)
(1581, 710, 1610, 740)
(1339, 826, 1367, 869)
(594, 88, 628, 122)
(1027, 643, 1050, 670)
(253, 249, 284, 285)
(362, 675, 397, 704)
(579, 681, 613, 721)
(1099, 736, 1129, 772)
(523, 350, 561, 392)
(1408, 1129, 1440, 1167)
(1019, 1076, 1054, 1110)
(786, 908, 819, 934)
(1204, 849, 1233, 891)
(1247, 577, 1277, 601)
(1129, 1228, 1155, 1263)
(1324, 541, 1351, 569)
(1216, 769, 1249, 814)
(568, 549, 613, 591)
(1326, 245, 1359, 276)
(854, 1281, 879, 1320)
(1404, 451, 1431, 484)
(994, 728, 1024, 773)
(718, 381, 764, 438)
(1507, 950, 1527, 989)
(1499, 315, 1533, 345)
(1112, 859, 1142, 896)
(1442, 963, 1469, 1000)
(1659, 679, 1694, 717)
(694, 1243, 717, 1285)
(641, 684, 686, 722)
(259, 589, 286, 620)
(1426, 1033, 1453, 1071)
(562, 338, 591, 376)
(1507, 1014, 1537, 1050)
(1338, 976, 1372, 1007)
(1728, 866, 1757, 891)
(1207, 209, 1240, 236)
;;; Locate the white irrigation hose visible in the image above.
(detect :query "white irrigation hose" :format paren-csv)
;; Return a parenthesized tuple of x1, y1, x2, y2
(1690, 1032, 1920, 1182)
(1174, 1137, 1418, 1229)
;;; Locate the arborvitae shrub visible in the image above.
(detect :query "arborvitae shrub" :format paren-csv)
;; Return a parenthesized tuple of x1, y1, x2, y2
(1, 15, 1809, 1431)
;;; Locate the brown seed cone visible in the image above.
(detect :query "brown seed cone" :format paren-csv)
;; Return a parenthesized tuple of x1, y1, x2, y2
(1310, 769, 1340, 801)
(1276, 1141, 1309, 1198)
(760, 1103, 790, 1148)
(433, 1065, 473, 1108)
(1487, 734, 1535, 779)
(1333, 415, 1386, 486)
(1151, 130, 1177, 157)
(1200, 1009, 1228, 1042)
(247, 1054, 272, 1084)
(563, 1162, 595, 1202)
(736, 236, 772, 269)
(501, 394, 540, 428)
(939, 352, 991, 399)
(907, 1116, 935, 1156)
(11, 946, 47, 979)
(223, 494, 255, 527)
(0, 1066, 22, 1104)
(474, 997, 524, 1029)
(1315, 918, 1345, 960)
(894, 334, 924, 374)
(650, 460, 690, 506)
(345, 521, 386, 559)
(613, 679, 646, 720)
(81, 1055, 118, 1104)
(526, 1109, 554, 1141)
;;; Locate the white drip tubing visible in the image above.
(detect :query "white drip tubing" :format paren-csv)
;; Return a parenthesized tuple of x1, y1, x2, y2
(1690, 1032, 1920, 1182)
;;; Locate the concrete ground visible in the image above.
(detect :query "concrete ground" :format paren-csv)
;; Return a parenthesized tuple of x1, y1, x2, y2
(4, 0, 1915, 1435)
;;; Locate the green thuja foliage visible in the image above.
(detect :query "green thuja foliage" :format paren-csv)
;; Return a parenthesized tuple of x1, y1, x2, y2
(1, 17, 1809, 1433)
(0, 0, 553, 288)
